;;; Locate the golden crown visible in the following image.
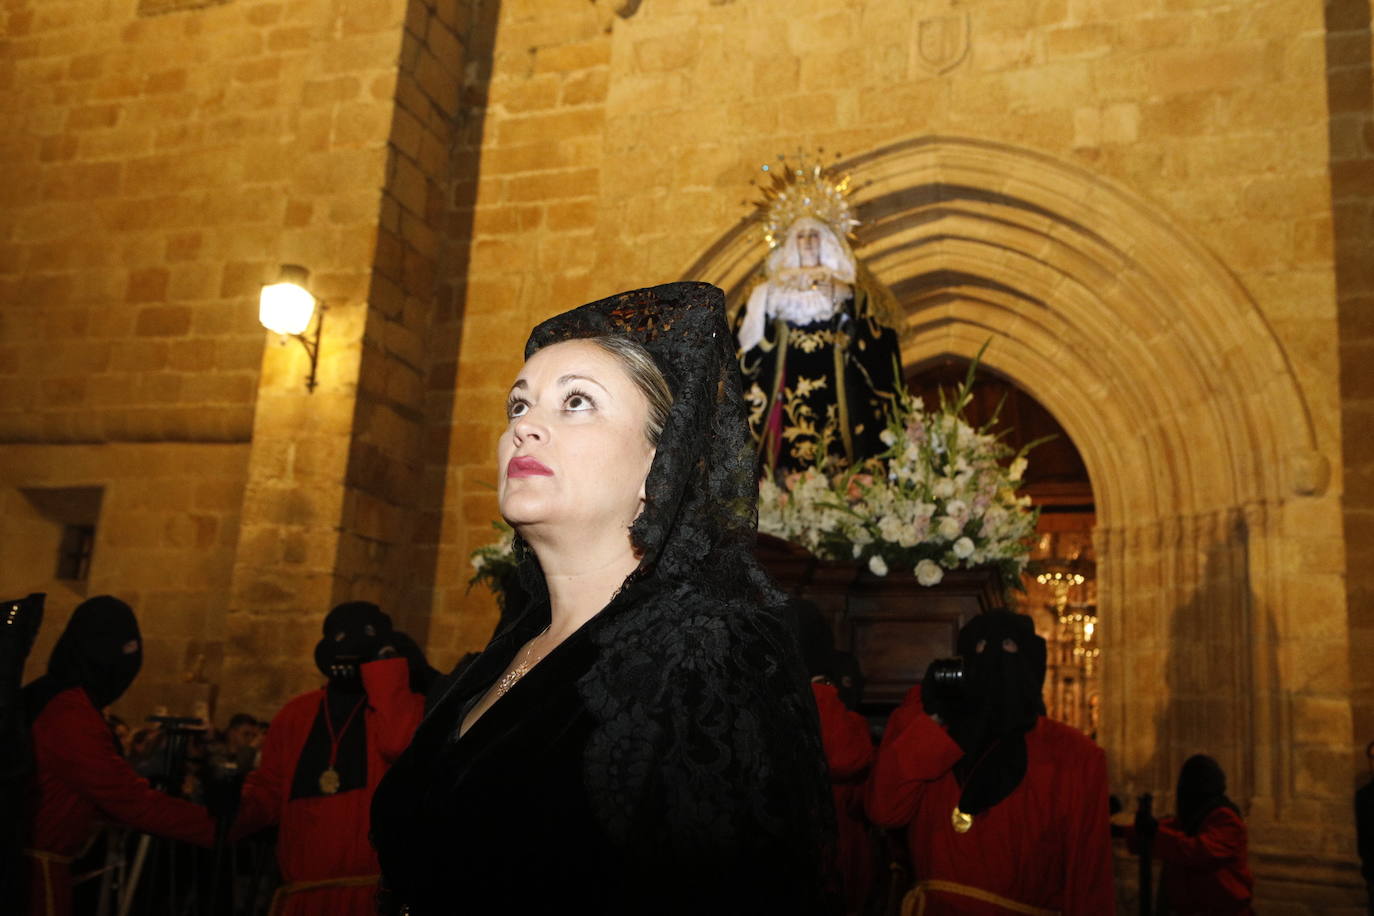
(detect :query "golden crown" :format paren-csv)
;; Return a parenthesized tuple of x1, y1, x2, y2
(750, 152, 860, 249)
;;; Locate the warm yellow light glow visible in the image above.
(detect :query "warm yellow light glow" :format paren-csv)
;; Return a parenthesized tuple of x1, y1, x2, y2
(259, 280, 316, 336)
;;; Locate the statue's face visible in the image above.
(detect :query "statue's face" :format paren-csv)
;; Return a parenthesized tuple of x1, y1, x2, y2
(795, 227, 822, 267)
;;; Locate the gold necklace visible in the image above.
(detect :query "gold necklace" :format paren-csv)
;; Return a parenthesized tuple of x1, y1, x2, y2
(317, 695, 366, 795)
(492, 627, 550, 699)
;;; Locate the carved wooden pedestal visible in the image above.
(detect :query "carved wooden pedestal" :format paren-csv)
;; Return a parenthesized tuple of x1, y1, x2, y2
(755, 534, 1007, 714)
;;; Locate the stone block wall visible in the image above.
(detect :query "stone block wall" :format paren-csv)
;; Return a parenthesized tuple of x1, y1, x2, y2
(218, 0, 491, 716)
(430, 0, 612, 654)
(0, 0, 399, 445)
(0, 442, 249, 721)
(1327, 0, 1374, 777)
(0, 0, 469, 719)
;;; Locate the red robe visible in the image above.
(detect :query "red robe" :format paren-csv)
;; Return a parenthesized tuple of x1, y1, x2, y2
(233, 658, 423, 916)
(812, 682, 876, 915)
(24, 687, 215, 916)
(1128, 808, 1254, 915)
(865, 685, 1114, 915)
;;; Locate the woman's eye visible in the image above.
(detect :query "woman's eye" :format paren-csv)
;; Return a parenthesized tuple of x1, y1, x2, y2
(507, 399, 529, 419)
(564, 392, 594, 411)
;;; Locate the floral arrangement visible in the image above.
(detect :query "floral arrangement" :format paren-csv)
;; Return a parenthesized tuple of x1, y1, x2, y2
(757, 355, 1044, 589)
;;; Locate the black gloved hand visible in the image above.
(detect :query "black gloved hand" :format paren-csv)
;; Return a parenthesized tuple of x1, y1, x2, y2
(201, 760, 244, 836)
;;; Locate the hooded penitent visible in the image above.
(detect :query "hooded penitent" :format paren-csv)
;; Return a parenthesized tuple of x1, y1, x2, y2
(313, 601, 392, 690)
(24, 596, 141, 721)
(372, 282, 836, 915)
(290, 601, 394, 800)
(1175, 754, 1240, 835)
(934, 610, 1047, 817)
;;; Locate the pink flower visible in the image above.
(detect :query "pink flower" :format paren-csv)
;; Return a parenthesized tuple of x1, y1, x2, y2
(846, 473, 874, 501)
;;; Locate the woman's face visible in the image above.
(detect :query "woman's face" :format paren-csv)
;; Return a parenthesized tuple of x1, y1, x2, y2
(498, 339, 656, 540)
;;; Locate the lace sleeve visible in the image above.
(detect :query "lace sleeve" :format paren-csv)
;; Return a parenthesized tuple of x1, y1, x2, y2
(580, 584, 837, 913)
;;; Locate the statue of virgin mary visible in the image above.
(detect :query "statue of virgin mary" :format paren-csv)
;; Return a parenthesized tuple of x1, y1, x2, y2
(734, 160, 902, 476)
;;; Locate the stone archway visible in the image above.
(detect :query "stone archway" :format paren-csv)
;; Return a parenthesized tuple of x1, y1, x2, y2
(685, 136, 1327, 822)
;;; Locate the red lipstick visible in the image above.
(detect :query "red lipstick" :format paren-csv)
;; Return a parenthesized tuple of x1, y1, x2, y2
(507, 456, 553, 478)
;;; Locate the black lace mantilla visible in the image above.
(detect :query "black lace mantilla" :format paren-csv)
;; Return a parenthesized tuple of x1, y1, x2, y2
(523, 282, 836, 906)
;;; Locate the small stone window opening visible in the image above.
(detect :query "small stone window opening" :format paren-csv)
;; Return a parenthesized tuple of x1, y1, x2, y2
(57, 524, 96, 582)
(13, 486, 104, 592)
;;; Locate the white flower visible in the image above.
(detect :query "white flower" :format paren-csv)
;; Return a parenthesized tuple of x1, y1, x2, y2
(933, 478, 956, 499)
(868, 554, 889, 576)
(878, 514, 905, 542)
(945, 499, 968, 521)
(879, 429, 896, 446)
(915, 558, 944, 586)
(937, 515, 962, 540)
(952, 536, 975, 559)
(1009, 457, 1027, 481)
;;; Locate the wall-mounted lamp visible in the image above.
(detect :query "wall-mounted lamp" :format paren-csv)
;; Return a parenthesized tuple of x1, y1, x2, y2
(259, 264, 324, 393)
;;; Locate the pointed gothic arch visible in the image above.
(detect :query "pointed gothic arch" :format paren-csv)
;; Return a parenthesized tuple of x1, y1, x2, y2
(685, 135, 1326, 816)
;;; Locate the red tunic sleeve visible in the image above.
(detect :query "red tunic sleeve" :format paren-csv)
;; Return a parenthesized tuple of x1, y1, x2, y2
(811, 682, 873, 780)
(1152, 808, 1248, 866)
(360, 658, 424, 763)
(38, 689, 215, 848)
(1054, 730, 1115, 916)
(231, 690, 319, 840)
(864, 684, 962, 828)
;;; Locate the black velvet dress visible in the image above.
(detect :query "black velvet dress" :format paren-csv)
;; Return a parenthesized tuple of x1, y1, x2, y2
(370, 610, 619, 912)
(370, 282, 837, 915)
(372, 587, 834, 914)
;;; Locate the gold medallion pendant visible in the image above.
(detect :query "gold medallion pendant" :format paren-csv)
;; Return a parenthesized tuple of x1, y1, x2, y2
(951, 806, 973, 833)
(319, 767, 341, 795)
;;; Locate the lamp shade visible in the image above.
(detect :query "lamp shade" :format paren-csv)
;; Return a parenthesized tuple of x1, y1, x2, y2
(259, 266, 316, 336)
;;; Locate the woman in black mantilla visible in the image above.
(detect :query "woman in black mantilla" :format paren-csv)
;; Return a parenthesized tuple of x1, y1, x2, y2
(370, 282, 836, 914)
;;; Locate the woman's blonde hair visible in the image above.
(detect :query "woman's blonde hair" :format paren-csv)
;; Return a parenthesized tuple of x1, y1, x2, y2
(585, 335, 673, 446)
